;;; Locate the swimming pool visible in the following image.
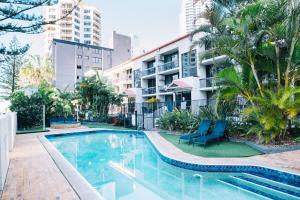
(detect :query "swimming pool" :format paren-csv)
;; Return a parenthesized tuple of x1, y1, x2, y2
(46, 130, 300, 200)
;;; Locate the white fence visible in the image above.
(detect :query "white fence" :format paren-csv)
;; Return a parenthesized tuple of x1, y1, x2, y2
(0, 112, 17, 191)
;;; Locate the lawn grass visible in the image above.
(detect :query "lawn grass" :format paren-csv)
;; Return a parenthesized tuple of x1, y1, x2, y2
(159, 131, 263, 158)
(82, 122, 135, 130)
(17, 128, 49, 134)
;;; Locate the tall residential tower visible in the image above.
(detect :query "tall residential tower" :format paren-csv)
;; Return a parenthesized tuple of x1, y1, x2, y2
(180, 0, 211, 34)
(43, 0, 101, 57)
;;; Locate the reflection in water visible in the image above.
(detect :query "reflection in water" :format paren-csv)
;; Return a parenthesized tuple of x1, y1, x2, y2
(49, 133, 264, 200)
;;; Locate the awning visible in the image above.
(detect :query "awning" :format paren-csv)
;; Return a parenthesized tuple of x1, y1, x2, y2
(124, 88, 136, 97)
(171, 79, 193, 89)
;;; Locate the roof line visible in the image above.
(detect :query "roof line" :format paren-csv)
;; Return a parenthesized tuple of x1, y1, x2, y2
(53, 39, 113, 51)
(130, 34, 190, 62)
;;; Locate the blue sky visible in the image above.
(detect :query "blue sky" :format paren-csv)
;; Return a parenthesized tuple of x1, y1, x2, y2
(2, 0, 182, 56)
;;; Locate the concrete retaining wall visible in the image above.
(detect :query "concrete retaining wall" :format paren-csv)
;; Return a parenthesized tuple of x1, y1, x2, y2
(0, 113, 17, 192)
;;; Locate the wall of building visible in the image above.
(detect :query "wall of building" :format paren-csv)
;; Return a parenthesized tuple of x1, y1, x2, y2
(111, 31, 132, 67)
(52, 39, 113, 90)
(0, 113, 17, 191)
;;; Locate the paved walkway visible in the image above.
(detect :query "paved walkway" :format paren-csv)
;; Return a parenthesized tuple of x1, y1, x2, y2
(0, 132, 80, 200)
(1, 128, 300, 200)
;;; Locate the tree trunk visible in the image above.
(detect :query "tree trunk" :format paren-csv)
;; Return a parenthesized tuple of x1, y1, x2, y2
(285, 35, 297, 88)
(249, 53, 263, 96)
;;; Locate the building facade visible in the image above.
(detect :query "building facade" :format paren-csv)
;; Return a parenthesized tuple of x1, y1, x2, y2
(104, 34, 227, 111)
(44, 0, 101, 56)
(52, 39, 112, 90)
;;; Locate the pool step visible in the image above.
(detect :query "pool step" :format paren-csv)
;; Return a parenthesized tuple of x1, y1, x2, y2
(219, 175, 300, 200)
(238, 174, 300, 198)
(218, 179, 275, 200)
(248, 172, 300, 188)
(242, 173, 300, 192)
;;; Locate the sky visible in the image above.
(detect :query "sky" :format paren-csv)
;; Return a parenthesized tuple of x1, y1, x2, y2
(2, 0, 183, 56)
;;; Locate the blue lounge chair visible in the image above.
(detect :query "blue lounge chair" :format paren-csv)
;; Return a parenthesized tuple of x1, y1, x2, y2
(193, 120, 227, 146)
(178, 120, 211, 144)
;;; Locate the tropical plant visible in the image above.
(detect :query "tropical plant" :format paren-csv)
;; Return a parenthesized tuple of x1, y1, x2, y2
(9, 83, 76, 129)
(193, 0, 300, 143)
(76, 74, 122, 120)
(243, 88, 300, 143)
(19, 55, 54, 88)
(157, 109, 195, 132)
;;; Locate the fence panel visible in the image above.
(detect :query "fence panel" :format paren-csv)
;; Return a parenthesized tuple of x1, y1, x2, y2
(121, 97, 250, 130)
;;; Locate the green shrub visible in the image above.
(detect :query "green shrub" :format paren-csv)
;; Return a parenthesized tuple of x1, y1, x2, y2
(157, 109, 196, 132)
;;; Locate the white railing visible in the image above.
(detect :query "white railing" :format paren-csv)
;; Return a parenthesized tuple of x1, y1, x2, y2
(0, 112, 17, 191)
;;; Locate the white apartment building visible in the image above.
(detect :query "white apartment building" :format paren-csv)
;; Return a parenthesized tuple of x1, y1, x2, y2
(52, 39, 112, 91)
(181, 0, 212, 34)
(104, 34, 227, 111)
(44, 0, 101, 56)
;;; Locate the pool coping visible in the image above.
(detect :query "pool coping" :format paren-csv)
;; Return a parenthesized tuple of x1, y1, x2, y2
(39, 135, 104, 200)
(39, 129, 300, 200)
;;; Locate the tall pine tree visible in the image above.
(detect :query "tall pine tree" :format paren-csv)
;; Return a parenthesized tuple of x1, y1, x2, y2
(0, 36, 29, 97)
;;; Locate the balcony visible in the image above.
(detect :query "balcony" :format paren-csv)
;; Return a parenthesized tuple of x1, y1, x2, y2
(199, 77, 218, 89)
(158, 61, 179, 73)
(141, 67, 156, 77)
(158, 86, 169, 93)
(142, 87, 156, 95)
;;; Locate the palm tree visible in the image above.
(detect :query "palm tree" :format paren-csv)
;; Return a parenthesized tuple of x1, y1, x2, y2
(192, 0, 300, 142)
(19, 55, 54, 88)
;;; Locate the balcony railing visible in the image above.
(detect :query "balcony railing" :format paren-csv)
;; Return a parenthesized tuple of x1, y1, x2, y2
(199, 77, 218, 88)
(158, 61, 179, 72)
(158, 86, 168, 93)
(142, 87, 156, 95)
(142, 67, 156, 77)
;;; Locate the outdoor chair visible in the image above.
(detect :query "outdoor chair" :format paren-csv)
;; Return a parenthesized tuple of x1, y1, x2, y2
(178, 119, 211, 144)
(193, 120, 227, 146)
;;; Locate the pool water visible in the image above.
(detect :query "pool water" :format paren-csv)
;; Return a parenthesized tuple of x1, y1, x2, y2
(48, 132, 300, 200)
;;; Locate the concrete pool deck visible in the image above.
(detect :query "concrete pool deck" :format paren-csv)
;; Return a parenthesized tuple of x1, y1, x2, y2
(1, 128, 300, 200)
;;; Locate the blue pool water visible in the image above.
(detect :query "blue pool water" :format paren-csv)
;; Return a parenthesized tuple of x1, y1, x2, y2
(47, 131, 300, 200)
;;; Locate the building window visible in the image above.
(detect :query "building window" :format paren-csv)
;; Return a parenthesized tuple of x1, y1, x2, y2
(148, 78, 156, 88)
(85, 56, 89, 60)
(84, 22, 91, 26)
(84, 9, 90, 13)
(77, 46, 83, 49)
(93, 49, 100, 54)
(74, 25, 80, 30)
(84, 28, 91, 32)
(74, 12, 80, 17)
(74, 38, 80, 42)
(74, 31, 80, 36)
(84, 15, 91, 20)
(84, 40, 91, 44)
(182, 50, 197, 78)
(126, 84, 132, 89)
(74, 19, 80, 24)
(84, 34, 91, 38)
(147, 60, 155, 69)
(92, 57, 101, 63)
(77, 65, 82, 69)
(77, 55, 82, 59)
(77, 76, 80, 80)
(165, 73, 179, 85)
